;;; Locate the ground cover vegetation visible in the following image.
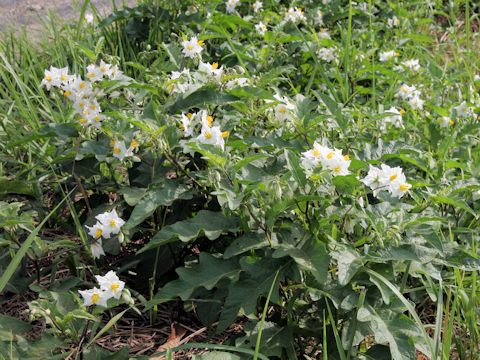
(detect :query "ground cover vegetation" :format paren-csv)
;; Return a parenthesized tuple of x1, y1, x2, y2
(0, 0, 479, 359)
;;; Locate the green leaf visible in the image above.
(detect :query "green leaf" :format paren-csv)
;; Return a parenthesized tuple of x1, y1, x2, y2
(217, 257, 285, 333)
(432, 195, 477, 218)
(168, 86, 238, 113)
(273, 240, 329, 283)
(284, 149, 306, 188)
(140, 210, 240, 252)
(0, 178, 33, 197)
(224, 233, 269, 259)
(0, 315, 32, 341)
(357, 305, 419, 360)
(153, 253, 241, 303)
(332, 175, 360, 194)
(124, 181, 193, 231)
(331, 246, 363, 286)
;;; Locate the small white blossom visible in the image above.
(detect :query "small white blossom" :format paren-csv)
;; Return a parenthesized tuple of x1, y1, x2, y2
(181, 37, 204, 58)
(255, 22, 267, 36)
(317, 47, 336, 63)
(285, 7, 306, 23)
(252, 1, 263, 13)
(379, 50, 398, 62)
(79, 287, 109, 307)
(95, 271, 125, 299)
(96, 209, 125, 238)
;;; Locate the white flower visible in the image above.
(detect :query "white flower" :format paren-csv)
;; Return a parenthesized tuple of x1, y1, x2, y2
(317, 29, 331, 40)
(362, 164, 411, 198)
(314, 10, 324, 26)
(301, 142, 330, 175)
(86, 222, 106, 239)
(225, 77, 249, 89)
(321, 148, 351, 176)
(226, 0, 240, 13)
(285, 7, 306, 23)
(390, 181, 412, 198)
(96, 209, 125, 238)
(387, 16, 400, 28)
(86, 64, 103, 82)
(454, 101, 473, 118)
(181, 37, 204, 58)
(95, 271, 125, 299)
(379, 50, 398, 62)
(396, 83, 418, 100)
(272, 94, 295, 122)
(84, 13, 94, 24)
(252, 1, 263, 12)
(317, 47, 336, 63)
(408, 95, 424, 110)
(401, 59, 420, 72)
(255, 22, 267, 36)
(383, 107, 404, 128)
(111, 139, 134, 161)
(180, 113, 195, 137)
(91, 239, 105, 259)
(198, 61, 223, 82)
(196, 125, 226, 149)
(361, 165, 385, 197)
(41, 66, 71, 90)
(438, 116, 454, 128)
(79, 287, 109, 307)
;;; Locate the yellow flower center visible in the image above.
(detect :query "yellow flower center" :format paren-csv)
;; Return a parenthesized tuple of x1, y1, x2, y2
(197, 40, 204, 46)
(278, 106, 286, 113)
(61, 74, 67, 81)
(399, 109, 406, 115)
(89, 104, 97, 110)
(221, 131, 229, 138)
(449, 119, 454, 126)
(79, 101, 85, 108)
(389, 174, 398, 182)
(100, 66, 107, 73)
(79, 82, 86, 89)
(130, 139, 139, 149)
(91, 293, 100, 304)
(109, 219, 117, 228)
(93, 115, 101, 122)
(333, 166, 341, 173)
(211, 62, 219, 70)
(205, 131, 212, 139)
(187, 44, 193, 50)
(64, 90, 72, 97)
(45, 75, 52, 81)
(399, 183, 410, 191)
(187, 112, 194, 119)
(207, 115, 214, 126)
(113, 147, 121, 154)
(343, 155, 350, 161)
(95, 228, 102, 238)
(313, 148, 320, 157)
(79, 118, 87, 124)
(111, 283, 120, 292)
(326, 152, 334, 159)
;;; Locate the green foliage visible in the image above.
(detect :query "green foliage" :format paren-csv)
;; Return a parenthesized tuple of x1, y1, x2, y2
(0, 0, 480, 358)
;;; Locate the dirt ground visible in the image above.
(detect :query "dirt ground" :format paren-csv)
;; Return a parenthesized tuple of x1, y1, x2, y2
(0, 0, 134, 34)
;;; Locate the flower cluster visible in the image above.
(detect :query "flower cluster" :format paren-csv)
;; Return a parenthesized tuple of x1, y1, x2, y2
(111, 137, 140, 161)
(301, 142, 351, 177)
(85, 209, 125, 258)
(41, 62, 125, 128)
(285, 7, 306, 23)
(178, 110, 229, 150)
(379, 50, 398, 62)
(362, 164, 412, 198)
(396, 83, 424, 110)
(78, 271, 125, 307)
(381, 106, 404, 129)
